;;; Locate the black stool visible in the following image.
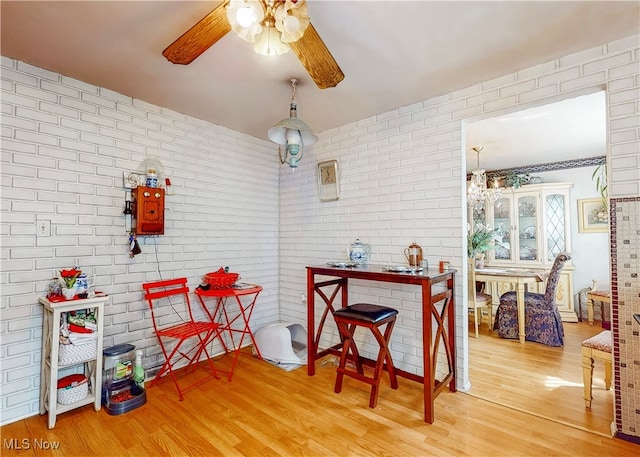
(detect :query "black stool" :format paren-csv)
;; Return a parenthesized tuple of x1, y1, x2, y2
(333, 303, 399, 408)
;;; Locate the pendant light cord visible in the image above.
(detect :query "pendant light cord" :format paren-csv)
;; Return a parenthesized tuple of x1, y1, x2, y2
(290, 78, 297, 104)
(472, 146, 484, 169)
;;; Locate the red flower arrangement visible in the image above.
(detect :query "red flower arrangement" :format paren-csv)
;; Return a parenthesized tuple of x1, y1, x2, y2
(60, 268, 81, 289)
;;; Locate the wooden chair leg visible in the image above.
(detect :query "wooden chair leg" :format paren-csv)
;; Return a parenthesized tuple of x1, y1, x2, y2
(582, 351, 594, 409)
(334, 338, 348, 395)
(604, 359, 612, 390)
(341, 324, 364, 375)
(368, 320, 398, 408)
(474, 307, 479, 339)
(335, 323, 365, 395)
(334, 325, 351, 395)
(381, 321, 398, 390)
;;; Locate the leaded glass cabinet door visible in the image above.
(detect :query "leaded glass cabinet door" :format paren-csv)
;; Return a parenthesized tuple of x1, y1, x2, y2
(516, 193, 540, 262)
(492, 197, 513, 262)
(544, 192, 569, 261)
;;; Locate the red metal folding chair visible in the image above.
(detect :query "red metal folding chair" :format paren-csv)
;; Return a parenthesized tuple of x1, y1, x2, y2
(143, 278, 221, 400)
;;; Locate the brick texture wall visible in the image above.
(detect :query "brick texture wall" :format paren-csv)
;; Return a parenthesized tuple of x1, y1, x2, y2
(1, 33, 638, 436)
(1, 58, 280, 424)
(278, 35, 639, 437)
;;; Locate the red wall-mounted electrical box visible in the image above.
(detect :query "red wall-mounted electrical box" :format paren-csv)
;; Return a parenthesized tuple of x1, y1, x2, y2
(132, 186, 165, 235)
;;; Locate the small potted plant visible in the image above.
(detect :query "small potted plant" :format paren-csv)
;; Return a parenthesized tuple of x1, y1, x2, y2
(60, 268, 82, 299)
(467, 223, 500, 268)
(505, 171, 530, 189)
(591, 162, 608, 212)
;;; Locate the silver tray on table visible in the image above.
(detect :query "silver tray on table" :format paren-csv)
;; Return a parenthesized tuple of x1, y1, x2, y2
(382, 265, 423, 273)
(326, 262, 361, 268)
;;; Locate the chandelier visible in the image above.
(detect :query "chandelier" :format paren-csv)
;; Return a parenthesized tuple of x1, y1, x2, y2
(467, 147, 502, 211)
(226, 0, 310, 56)
(268, 79, 318, 169)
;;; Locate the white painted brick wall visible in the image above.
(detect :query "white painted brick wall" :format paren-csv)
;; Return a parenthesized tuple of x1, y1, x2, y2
(0, 57, 279, 425)
(278, 34, 640, 430)
(1, 33, 638, 432)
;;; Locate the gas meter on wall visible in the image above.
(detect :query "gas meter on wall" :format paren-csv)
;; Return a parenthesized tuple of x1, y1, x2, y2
(131, 186, 165, 235)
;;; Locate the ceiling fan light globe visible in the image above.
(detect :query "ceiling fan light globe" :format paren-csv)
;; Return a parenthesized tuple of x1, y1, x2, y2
(284, 16, 300, 34)
(236, 6, 257, 27)
(227, 0, 265, 42)
(275, 1, 309, 43)
(238, 23, 263, 43)
(253, 26, 289, 56)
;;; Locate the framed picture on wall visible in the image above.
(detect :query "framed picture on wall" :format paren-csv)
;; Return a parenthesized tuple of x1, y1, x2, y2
(578, 198, 608, 233)
(317, 160, 339, 202)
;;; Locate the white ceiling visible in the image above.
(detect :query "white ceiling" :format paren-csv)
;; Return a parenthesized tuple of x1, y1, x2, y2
(1, 1, 638, 170)
(466, 91, 607, 171)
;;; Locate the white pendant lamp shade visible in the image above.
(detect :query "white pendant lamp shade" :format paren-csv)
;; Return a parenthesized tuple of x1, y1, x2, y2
(268, 113, 318, 146)
(270, 79, 317, 168)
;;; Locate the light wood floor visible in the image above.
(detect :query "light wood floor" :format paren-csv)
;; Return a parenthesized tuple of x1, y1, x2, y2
(468, 314, 614, 436)
(467, 317, 615, 437)
(2, 333, 635, 457)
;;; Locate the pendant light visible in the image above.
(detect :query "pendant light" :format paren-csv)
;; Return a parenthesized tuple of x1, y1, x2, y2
(467, 147, 502, 211)
(268, 79, 317, 169)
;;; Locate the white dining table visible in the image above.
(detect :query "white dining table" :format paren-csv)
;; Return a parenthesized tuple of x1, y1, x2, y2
(474, 267, 548, 343)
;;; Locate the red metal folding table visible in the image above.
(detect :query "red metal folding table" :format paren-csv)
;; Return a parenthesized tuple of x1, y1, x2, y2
(195, 284, 263, 381)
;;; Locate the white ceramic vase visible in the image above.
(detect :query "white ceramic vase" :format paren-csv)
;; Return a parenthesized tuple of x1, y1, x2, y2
(62, 287, 77, 300)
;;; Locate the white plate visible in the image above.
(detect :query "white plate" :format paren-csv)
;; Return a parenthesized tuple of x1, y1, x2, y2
(519, 245, 537, 260)
(495, 246, 510, 259)
(382, 265, 424, 273)
(522, 226, 536, 238)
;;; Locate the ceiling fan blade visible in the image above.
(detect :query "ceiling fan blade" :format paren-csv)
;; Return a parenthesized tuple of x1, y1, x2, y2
(288, 23, 344, 89)
(162, 2, 231, 65)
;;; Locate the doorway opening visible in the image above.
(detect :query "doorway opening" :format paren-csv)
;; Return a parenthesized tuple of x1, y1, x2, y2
(462, 91, 613, 436)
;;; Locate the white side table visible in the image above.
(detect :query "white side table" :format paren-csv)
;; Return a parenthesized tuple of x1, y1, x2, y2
(39, 295, 107, 429)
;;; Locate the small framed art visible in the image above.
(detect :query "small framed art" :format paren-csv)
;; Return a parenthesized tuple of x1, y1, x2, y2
(317, 159, 339, 202)
(578, 198, 608, 233)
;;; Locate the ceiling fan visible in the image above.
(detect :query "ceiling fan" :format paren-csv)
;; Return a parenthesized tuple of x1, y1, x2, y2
(162, 0, 344, 89)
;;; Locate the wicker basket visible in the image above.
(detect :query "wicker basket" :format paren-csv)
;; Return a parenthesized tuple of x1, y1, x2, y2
(57, 374, 89, 405)
(59, 340, 97, 365)
(203, 268, 239, 289)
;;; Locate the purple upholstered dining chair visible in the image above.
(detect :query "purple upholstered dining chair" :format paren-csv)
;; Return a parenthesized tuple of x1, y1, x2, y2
(493, 252, 571, 346)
